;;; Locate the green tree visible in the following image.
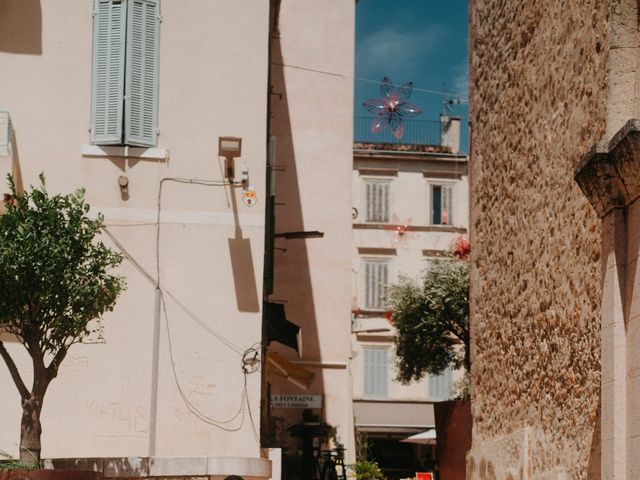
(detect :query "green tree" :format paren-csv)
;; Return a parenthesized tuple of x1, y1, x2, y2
(389, 259, 469, 384)
(0, 176, 125, 463)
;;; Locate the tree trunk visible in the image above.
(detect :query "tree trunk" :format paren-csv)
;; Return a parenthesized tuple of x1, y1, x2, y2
(19, 394, 43, 464)
(464, 337, 471, 374)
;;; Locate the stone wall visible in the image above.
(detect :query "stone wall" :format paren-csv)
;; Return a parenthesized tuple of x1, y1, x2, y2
(468, 1, 610, 478)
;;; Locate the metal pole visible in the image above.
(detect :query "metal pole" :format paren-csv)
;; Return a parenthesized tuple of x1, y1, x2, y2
(148, 287, 161, 456)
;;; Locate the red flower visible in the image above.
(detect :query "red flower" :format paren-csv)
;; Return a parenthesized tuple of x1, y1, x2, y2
(452, 235, 471, 260)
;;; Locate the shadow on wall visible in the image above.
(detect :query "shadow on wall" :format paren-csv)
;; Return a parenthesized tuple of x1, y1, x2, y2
(229, 183, 260, 313)
(270, 33, 322, 362)
(11, 132, 24, 194)
(587, 402, 600, 479)
(264, 24, 326, 469)
(0, 0, 42, 55)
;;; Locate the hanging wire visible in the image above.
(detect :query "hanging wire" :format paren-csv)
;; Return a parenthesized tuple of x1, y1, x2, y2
(270, 61, 469, 99)
(155, 177, 232, 287)
(161, 293, 248, 430)
(103, 227, 246, 356)
(102, 180, 263, 433)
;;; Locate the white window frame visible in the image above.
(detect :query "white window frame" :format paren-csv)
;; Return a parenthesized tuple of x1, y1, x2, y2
(361, 257, 392, 311)
(363, 346, 389, 399)
(363, 178, 392, 223)
(428, 181, 455, 226)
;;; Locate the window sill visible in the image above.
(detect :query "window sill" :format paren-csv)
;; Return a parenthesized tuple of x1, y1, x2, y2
(81, 144, 169, 160)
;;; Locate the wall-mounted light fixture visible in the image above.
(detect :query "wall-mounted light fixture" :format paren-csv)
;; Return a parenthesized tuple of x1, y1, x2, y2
(218, 136, 242, 180)
(118, 175, 129, 194)
(0, 111, 13, 157)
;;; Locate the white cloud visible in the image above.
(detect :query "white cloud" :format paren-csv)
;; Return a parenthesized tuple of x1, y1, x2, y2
(357, 25, 443, 81)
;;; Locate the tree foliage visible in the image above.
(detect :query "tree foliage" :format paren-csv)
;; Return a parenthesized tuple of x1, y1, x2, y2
(389, 259, 469, 384)
(0, 175, 125, 461)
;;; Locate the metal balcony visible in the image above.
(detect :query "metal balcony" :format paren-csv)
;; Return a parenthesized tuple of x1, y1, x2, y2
(354, 116, 441, 146)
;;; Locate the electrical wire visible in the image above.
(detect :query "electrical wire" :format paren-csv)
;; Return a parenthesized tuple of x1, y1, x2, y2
(161, 292, 248, 431)
(104, 227, 246, 356)
(155, 177, 233, 287)
(103, 227, 158, 288)
(270, 61, 469, 99)
(244, 375, 261, 446)
(103, 184, 264, 433)
(355, 75, 468, 99)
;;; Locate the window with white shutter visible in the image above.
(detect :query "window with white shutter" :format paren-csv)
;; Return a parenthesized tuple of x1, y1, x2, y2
(91, 0, 160, 147)
(428, 368, 453, 401)
(365, 180, 390, 223)
(363, 347, 388, 398)
(430, 184, 454, 225)
(363, 259, 389, 310)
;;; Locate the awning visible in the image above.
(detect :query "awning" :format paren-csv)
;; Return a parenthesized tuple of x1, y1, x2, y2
(264, 302, 303, 356)
(266, 351, 315, 390)
(400, 429, 437, 445)
(353, 399, 435, 434)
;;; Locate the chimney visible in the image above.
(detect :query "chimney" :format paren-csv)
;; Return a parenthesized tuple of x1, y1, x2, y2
(440, 114, 460, 153)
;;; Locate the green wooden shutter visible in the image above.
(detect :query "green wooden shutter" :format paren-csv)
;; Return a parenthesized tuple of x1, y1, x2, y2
(365, 180, 390, 223)
(364, 259, 389, 310)
(124, 0, 160, 147)
(91, 0, 127, 145)
(364, 348, 388, 398)
(429, 368, 452, 401)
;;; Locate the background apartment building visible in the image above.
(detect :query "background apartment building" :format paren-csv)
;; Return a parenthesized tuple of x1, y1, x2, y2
(350, 114, 468, 478)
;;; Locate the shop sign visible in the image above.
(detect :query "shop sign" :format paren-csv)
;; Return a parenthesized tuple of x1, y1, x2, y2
(270, 394, 322, 409)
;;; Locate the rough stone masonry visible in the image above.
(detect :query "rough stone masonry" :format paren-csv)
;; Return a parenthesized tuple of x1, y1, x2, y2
(467, 0, 610, 478)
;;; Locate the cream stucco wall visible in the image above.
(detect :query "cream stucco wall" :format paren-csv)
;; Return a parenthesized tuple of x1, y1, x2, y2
(0, 0, 269, 460)
(267, 0, 356, 463)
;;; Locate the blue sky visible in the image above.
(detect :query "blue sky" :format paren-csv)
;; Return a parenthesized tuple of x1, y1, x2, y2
(355, 0, 469, 152)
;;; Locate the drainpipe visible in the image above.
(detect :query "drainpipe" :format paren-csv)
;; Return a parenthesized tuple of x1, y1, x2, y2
(148, 287, 161, 456)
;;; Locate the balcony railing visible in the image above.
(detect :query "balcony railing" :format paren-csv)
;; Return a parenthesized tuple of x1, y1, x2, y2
(354, 116, 441, 146)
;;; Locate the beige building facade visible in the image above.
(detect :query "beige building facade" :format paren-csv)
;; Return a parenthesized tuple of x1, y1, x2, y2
(0, 1, 355, 478)
(466, 0, 640, 479)
(263, 0, 356, 473)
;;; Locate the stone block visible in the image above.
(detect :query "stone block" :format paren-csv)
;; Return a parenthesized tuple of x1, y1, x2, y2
(207, 456, 271, 478)
(42, 458, 104, 472)
(532, 472, 569, 480)
(103, 457, 148, 478)
(576, 120, 640, 217)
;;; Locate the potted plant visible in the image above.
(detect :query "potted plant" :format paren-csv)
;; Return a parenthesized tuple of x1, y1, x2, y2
(350, 460, 384, 480)
(0, 176, 124, 476)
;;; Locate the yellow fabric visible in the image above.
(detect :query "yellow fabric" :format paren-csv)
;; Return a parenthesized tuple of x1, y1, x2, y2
(266, 351, 315, 389)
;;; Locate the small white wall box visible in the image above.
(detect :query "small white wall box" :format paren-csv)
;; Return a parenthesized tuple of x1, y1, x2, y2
(0, 111, 12, 157)
(218, 136, 242, 179)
